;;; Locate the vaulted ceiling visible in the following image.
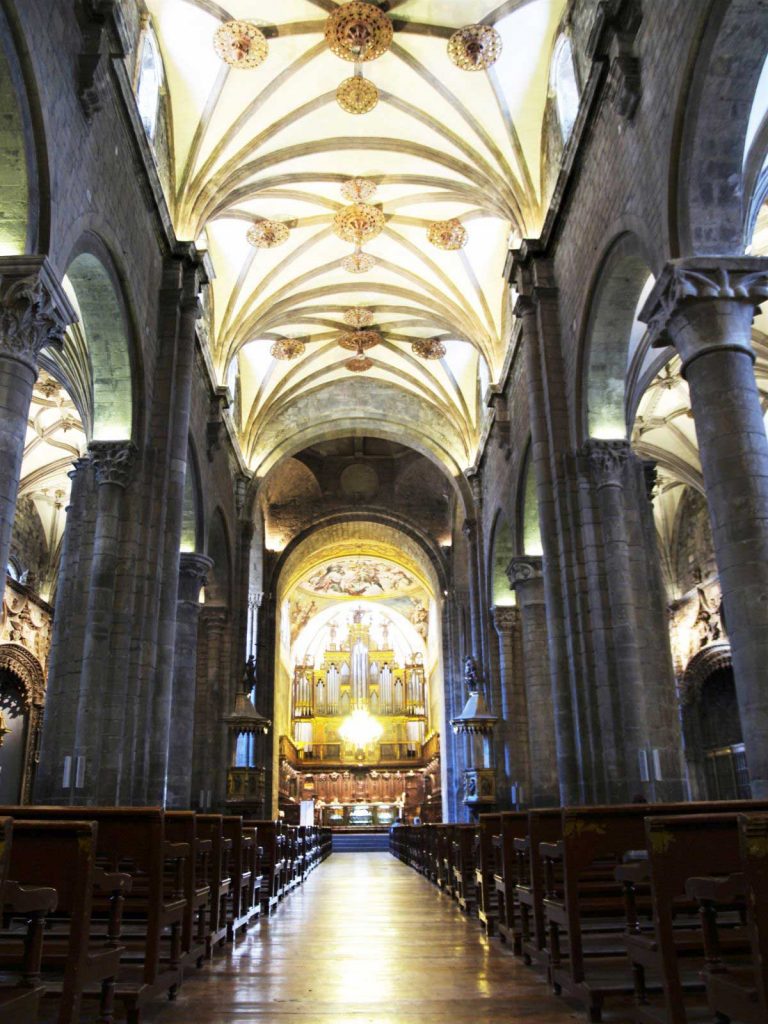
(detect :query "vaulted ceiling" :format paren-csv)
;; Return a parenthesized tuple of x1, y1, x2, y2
(145, 0, 567, 473)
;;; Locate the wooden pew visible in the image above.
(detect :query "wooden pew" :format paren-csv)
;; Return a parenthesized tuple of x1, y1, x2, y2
(515, 808, 562, 968)
(452, 825, 478, 912)
(736, 813, 768, 1022)
(223, 817, 259, 941)
(0, 816, 52, 1024)
(540, 800, 768, 1021)
(245, 820, 281, 913)
(625, 813, 750, 1024)
(196, 814, 232, 951)
(0, 805, 188, 1023)
(475, 813, 501, 935)
(436, 824, 455, 893)
(165, 811, 210, 970)
(684, 812, 768, 1024)
(492, 810, 530, 950)
(1, 820, 130, 1024)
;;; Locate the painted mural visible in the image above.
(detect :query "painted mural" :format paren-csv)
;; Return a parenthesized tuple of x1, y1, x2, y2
(298, 557, 417, 598)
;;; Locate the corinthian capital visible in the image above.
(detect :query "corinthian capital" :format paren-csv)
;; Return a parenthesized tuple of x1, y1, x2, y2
(0, 257, 77, 370)
(640, 257, 768, 360)
(506, 555, 543, 588)
(89, 440, 137, 488)
(580, 438, 630, 488)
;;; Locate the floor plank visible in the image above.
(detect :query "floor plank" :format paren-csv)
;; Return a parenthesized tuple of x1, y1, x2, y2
(147, 853, 593, 1024)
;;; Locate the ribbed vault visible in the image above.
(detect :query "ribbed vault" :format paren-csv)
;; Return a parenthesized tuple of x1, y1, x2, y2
(144, 0, 566, 469)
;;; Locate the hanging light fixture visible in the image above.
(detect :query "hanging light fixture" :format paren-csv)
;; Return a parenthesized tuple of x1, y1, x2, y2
(447, 24, 503, 71)
(342, 248, 377, 274)
(270, 337, 305, 360)
(325, 2, 393, 63)
(247, 220, 290, 248)
(337, 73, 379, 114)
(338, 329, 381, 351)
(412, 337, 447, 360)
(341, 178, 377, 203)
(339, 708, 384, 745)
(333, 203, 385, 244)
(427, 218, 468, 250)
(343, 306, 374, 328)
(213, 20, 269, 69)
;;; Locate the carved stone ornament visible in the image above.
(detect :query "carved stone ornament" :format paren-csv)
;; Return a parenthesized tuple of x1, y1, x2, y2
(640, 258, 768, 353)
(580, 437, 630, 488)
(491, 605, 519, 635)
(0, 258, 77, 370)
(506, 555, 543, 589)
(89, 440, 137, 488)
(178, 552, 213, 603)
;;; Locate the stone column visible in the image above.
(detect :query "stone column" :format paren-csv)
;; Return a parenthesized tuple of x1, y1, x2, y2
(511, 264, 581, 802)
(194, 608, 227, 809)
(167, 552, 213, 809)
(461, 518, 485, 672)
(582, 439, 648, 797)
(149, 256, 207, 804)
(491, 606, 530, 805)
(641, 257, 768, 798)
(34, 455, 92, 801)
(74, 441, 136, 803)
(507, 557, 559, 806)
(0, 257, 75, 579)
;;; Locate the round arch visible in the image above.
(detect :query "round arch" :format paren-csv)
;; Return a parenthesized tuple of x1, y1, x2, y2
(0, 642, 45, 804)
(676, 0, 768, 255)
(59, 239, 136, 442)
(268, 510, 449, 597)
(488, 511, 515, 607)
(248, 420, 473, 519)
(578, 233, 655, 441)
(0, 4, 46, 255)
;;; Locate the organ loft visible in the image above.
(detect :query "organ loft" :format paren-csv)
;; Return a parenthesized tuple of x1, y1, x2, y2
(1, 1, 768, 1023)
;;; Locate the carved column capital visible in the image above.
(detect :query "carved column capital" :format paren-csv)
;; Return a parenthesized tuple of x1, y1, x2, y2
(506, 555, 543, 589)
(203, 607, 228, 636)
(640, 258, 768, 372)
(580, 437, 631, 488)
(88, 440, 137, 488)
(0, 257, 77, 371)
(178, 552, 214, 604)
(491, 605, 519, 636)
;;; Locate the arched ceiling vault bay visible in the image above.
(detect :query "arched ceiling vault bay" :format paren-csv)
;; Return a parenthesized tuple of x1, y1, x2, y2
(146, 0, 566, 473)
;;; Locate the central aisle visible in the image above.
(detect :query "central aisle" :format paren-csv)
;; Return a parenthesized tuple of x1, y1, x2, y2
(149, 853, 583, 1024)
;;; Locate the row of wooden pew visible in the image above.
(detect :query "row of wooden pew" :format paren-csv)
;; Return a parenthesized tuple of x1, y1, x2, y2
(391, 800, 768, 1023)
(0, 807, 332, 1023)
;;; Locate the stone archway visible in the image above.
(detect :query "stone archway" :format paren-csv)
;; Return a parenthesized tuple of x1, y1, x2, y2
(680, 643, 749, 800)
(0, 642, 45, 802)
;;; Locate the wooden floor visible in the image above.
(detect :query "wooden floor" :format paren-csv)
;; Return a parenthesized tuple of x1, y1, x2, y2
(146, 852, 596, 1024)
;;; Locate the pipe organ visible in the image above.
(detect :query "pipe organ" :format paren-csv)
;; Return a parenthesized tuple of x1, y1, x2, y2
(290, 609, 427, 764)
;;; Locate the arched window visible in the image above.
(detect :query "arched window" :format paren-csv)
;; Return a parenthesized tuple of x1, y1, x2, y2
(136, 30, 162, 141)
(551, 35, 579, 142)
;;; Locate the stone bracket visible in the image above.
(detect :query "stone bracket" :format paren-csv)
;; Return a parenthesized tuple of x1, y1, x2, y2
(75, 0, 128, 122)
(588, 0, 643, 121)
(207, 385, 231, 462)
